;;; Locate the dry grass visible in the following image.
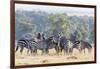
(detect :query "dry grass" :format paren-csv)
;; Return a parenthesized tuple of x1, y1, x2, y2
(15, 47, 95, 66)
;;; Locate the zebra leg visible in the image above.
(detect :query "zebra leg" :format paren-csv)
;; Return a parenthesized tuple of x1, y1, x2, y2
(60, 48, 63, 53)
(58, 47, 63, 54)
(79, 48, 82, 54)
(31, 48, 37, 56)
(70, 48, 73, 55)
(42, 48, 48, 55)
(64, 47, 67, 55)
(55, 47, 59, 55)
(35, 49, 37, 54)
(31, 49, 33, 55)
(20, 46, 24, 54)
(42, 49, 45, 55)
(68, 48, 72, 55)
(45, 48, 48, 55)
(33, 49, 37, 56)
(64, 49, 67, 55)
(68, 47, 70, 55)
(32, 47, 37, 56)
(84, 49, 85, 54)
(69, 48, 71, 54)
(28, 48, 33, 56)
(34, 47, 37, 55)
(15, 45, 19, 52)
(27, 49, 30, 55)
(29, 47, 34, 54)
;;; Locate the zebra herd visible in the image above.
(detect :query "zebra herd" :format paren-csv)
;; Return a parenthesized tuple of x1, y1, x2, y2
(15, 33, 92, 55)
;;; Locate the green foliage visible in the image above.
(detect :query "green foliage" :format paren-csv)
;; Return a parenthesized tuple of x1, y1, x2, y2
(48, 13, 72, 37)
(15, 10, 94, 43)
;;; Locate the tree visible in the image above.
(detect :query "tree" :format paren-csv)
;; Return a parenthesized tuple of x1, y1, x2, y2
(48, 13, 72, 37)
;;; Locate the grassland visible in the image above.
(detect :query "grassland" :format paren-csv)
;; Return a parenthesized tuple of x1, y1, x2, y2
(15, 47, 94, 66)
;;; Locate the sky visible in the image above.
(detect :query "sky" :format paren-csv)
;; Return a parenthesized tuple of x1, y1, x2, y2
(15, 4, 94, 16)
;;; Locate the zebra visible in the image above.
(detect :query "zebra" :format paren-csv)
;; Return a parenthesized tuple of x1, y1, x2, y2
(73, 40, 92, 54)
(59, 36, 80, 55)
(15, 38, 37, 55)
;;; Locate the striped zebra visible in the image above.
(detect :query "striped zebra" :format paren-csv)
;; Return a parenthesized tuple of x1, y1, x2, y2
(73, 40, 92, 54)
(59, 36, 80, 55)
(15, 38, 37, 55)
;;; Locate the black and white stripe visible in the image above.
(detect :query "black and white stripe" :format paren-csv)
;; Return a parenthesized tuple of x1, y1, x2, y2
(16, 38, 37, 54)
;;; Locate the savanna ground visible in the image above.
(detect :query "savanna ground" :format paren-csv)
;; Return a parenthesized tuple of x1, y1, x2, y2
(15, 47, 94, 66)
